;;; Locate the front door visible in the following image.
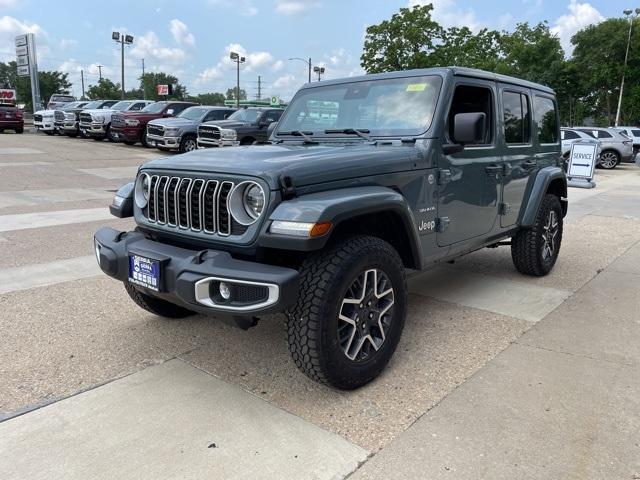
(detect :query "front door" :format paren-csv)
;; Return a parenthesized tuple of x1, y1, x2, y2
(499, 86, 536, 227)
(437, 81, 501, 247)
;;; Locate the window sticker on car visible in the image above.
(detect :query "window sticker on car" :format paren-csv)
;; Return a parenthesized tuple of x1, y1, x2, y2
(406, 83, 427, 92)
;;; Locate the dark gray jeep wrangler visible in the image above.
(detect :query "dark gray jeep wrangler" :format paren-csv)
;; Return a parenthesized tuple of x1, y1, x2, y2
(95, 67, 567, 389)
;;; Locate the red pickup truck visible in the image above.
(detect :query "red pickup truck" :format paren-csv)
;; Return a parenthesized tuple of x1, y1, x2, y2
(0, 104, 24, 134)
(110, 101, 197, 147)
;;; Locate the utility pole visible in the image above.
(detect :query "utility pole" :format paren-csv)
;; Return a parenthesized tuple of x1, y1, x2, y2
(81, 69, 85, 99)
(97, 65, 103, 81)
(615, 8, 640, 126)
(288, 57, 312, 83)
(257, 75, 262, 100)
(141, 58, 145, 99)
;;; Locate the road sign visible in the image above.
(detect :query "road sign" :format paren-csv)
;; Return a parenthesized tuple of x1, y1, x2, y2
(270, 95, 279, 106)
(15, 34, 27, 47)
(17, 65, 30, 77)
(17, 55, 29, 67)
(15, 45, 28, 56)
(0, 89, 17, 102)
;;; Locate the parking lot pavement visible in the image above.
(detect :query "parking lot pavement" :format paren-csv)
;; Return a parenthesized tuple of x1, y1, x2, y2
(1, 132, 639, 478)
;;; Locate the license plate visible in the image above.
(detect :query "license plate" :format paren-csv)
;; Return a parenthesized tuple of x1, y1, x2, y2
(128, 254, 160, 291)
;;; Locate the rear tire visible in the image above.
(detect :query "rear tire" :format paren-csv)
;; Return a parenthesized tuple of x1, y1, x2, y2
(124, 281, 195, 318)
(286, 236, 407, 389)
(511, 194, 563, 276)
(599, 150, 619, 169)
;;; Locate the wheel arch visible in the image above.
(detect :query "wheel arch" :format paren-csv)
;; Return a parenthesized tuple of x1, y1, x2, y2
(520, 166, 567, 227)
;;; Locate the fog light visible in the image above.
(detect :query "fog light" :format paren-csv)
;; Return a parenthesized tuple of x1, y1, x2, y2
(219, 282, 232, 300)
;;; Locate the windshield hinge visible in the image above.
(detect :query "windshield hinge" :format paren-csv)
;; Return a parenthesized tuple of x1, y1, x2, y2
(279, 175, 296, 200)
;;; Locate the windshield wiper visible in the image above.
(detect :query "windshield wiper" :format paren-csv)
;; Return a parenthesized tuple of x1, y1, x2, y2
(278, 130, 318, 144)
(324, 128, 372, 141)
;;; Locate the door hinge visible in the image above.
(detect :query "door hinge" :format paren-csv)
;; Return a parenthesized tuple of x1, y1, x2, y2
(437, 169, 451, 185)
(436, 216, 450, 232)
(499, 203, 512, 215)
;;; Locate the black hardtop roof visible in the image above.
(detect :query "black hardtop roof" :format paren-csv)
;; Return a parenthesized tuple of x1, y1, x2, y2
(299, 66, 555, 95)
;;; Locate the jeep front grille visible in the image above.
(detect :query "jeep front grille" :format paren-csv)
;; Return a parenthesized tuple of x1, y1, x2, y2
(145, 175, 237, 236)
(147, 124, 164, 137)
(79, 113, 92, 125)
(198, 125, 221, 140)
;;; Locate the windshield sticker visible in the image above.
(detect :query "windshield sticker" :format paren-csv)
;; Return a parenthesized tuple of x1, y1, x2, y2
(406, 83, 427, 92)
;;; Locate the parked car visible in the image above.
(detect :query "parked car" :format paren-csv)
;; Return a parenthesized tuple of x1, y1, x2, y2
(574, 127, 633, 169)
(613, 126, 640, 156)
(96, 67, 567, 389)
(146, 106, 236, 153)
(560, 128, 600, 156)
(0, 104, 24, 133)
(197, 107, 284, 148)
(110, 101, 198, 147)
(77, 100, 119, 137)
(47, 94, 76, 110)
(82, 100, 154, 141)
(60, 100, 106, 137)
(54, 101, 89, 133)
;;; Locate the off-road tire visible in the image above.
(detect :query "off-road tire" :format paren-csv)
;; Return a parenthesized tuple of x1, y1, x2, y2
(286, 236, 407, 389)
(511, 194, 563, 276)
(179, 135, 197, 153)
(598, 150, 620, 169)
(124, 281, 194, 318)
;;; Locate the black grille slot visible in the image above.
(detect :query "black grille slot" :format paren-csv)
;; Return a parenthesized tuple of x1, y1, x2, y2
(34, 114, 42, 122)
(147, 176, 158, 220)
(235, 284, 269, 303)
(177, 179, 191, 228)
(166, 178, 179, 226)
(203, 181, 218, 233)
(190, 180, 205, 231)
(199, 126, 221, 140)
(217, 182, 233, 236)
(80, 113, 92, 124)
(156, 177, 169, 223)
(54, 111, 65, 121)
(147, 124, 164, 137)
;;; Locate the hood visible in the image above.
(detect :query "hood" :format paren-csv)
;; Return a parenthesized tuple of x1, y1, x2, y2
(149, 117, 197, 128)
(141, 142, 423, 190)
(81, 109, 109, 115)
(200, 119, 249, 129)
(35, 109, 54, 116)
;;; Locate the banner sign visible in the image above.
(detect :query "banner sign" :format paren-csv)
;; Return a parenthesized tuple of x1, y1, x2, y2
(157, 84, 169, 95)
(0, 89, 17, 103)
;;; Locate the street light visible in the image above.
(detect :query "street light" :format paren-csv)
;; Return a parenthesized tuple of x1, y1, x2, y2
(288, 57, 312, 83)
(112, 31, 134, 99)
(615, 8, 640, 126)
(230, 51, 245, 108)
(313, 65, 325, 81)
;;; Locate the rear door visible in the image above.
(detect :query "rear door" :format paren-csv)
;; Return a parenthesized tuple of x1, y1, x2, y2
(499, 86, 536, 227)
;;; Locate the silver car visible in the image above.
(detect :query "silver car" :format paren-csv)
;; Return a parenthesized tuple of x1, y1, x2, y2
(560, 128, 600, 156)
(574, 127, 634, 169)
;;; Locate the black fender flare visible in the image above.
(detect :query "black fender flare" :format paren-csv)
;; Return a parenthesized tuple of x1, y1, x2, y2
(109, 181, 134, 218)
(259, 186, 422, 268)
(520, 166, 567, 227)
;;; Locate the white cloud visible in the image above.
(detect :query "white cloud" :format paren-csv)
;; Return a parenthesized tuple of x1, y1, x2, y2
(271, 60, 284, 72)
(272, 74, 297, 89)
(130, 31, 187, 65)
(209, 0, 258, 16)
(169, 19, 195, 48)
(408, 0, 479, 31)
(275, 0, 321, 16)
(0, 16, 47, 62)
(551, 1, 604, 55)
(0, 0, 18, 8)
(58, 38, 77, 49)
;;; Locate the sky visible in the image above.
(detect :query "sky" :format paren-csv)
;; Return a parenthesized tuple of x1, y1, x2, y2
(0, 0, 629, 100)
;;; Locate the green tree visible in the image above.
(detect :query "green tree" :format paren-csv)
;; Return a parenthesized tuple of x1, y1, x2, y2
(225, 87, 247, 101)
(433, 27, 501, 70)
(86, 78, 121, 99)
(139, 72, 187, 100)
(188, 92, 227, 105)
(361, 4, 444, 73)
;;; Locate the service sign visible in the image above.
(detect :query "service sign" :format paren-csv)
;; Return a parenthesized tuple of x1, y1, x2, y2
(0, 89, 17, 101)
(568, 142, 598, 179)
(157, 84, 169, 95)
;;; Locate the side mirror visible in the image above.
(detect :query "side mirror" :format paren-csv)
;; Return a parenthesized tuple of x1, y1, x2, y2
(453, 112, 487, 145)
(267, 121, 278, 139)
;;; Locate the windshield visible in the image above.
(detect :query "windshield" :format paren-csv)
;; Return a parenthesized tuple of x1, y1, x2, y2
(82, 101, 102, 109)
(142, 102, 167, 113)
(277, 75, 442, 138)
(111, 101, 133, 111)
(178, 106, 209, 120)
(60, 102, 81, 110)
(227, 109, 262, 122)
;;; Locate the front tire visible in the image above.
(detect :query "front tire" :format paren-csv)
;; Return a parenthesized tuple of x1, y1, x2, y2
(179, 136, 197, 153)
(511, 194, 563, 276)
(15, 127, 23, 134)
(286, 236, 407, 389)
(599, 150, 619, 169)
(124, 281, 195, 318)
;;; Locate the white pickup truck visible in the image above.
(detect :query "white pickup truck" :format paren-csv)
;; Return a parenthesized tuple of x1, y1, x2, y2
(80, 100, 154, 141)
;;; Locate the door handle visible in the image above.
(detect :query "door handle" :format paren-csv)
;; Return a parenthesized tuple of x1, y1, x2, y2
(485, 165, 501, 174)
(522, 160, 537, 169)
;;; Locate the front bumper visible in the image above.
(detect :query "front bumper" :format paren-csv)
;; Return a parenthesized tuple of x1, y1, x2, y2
(146, 133, 181, 149)
(34, 120, 55, 131)
(197, 138, 237, 148)
(110, 126, 141, 142)
(87, 123, 107, 136)
(94, 227, 299, 316)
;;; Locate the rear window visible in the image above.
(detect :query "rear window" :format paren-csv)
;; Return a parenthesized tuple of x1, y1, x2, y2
(597, 130, 612, 138)
(534, 96, 558, 143)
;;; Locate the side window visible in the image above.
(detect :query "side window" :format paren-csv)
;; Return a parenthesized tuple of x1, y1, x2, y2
(265, 110, 283, 123)
(170, 104, 189, 115)
(502, 91, 531, 144)
(203, 110, 224, 122)
(563, 130, 579, 140)
(534, 96, 558, 143)
(597, 130, 612, 138)
(132, 102, 146, 111)
(449, 84, 494, 145)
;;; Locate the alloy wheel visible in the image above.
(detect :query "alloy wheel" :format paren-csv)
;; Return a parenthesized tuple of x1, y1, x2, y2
(541, 210, 559, 262)
(184, 139, 196, 151)
(338, 268, 395, 362)
(600, 151, 618, 169)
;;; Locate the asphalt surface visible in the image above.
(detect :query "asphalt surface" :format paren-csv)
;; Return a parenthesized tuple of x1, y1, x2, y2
(1, 130, 639, 479)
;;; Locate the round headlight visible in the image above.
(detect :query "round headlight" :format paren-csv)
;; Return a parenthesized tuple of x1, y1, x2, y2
(135, 173, 151, 208)
(228, 181, 265, 225)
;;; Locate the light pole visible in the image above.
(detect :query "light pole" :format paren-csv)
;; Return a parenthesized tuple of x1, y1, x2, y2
(313, 65, 325, 81)
(288, 57, 312, 83)
(615, 8, 640, 126)
(230, 51, 245, 108)
(112, 31, 134, 99)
